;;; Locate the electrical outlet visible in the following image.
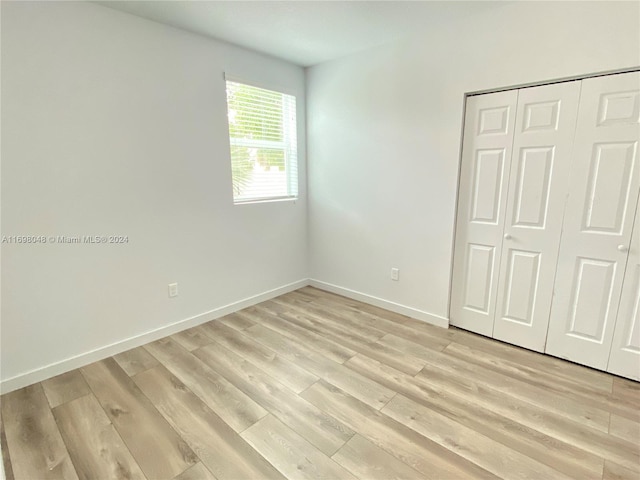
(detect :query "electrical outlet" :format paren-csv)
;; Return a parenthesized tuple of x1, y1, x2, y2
(391, 268, 399, 281)
(168, 283, 179, 298)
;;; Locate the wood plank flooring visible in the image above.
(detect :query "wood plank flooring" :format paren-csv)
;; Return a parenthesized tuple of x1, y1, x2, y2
(2, 286, 639, 479)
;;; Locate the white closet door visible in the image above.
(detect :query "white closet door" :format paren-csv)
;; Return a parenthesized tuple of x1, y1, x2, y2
(607, 199, 640, 380)
(545, 71, 640, 369)
(450, 91, 518, 336)
(492, 81, 581, 352)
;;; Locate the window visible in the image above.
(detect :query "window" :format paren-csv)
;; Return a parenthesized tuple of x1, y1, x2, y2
(225, 79, 298, 203)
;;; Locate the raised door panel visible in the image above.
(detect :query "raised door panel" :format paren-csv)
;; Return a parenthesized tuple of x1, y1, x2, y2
(545, 71, 640, 370)
(566, 258, 617, 341)
(462, 244, 496, 314)
(607, 202, 640, 380)
(511, 147, 554, 229)
(500, 250, 541, 325)
(470, 149, 506, 224)
(451, 91, 518, 336)
(582, 142, 637, 234)
(493, 81, 581, 352)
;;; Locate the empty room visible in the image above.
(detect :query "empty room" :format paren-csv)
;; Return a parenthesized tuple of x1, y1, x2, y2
(1, 1, 639, 479)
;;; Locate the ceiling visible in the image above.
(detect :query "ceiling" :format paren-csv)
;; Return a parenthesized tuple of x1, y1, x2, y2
(96, 1, 507, 67)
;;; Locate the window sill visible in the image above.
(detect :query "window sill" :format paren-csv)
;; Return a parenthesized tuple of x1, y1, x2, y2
(233, 196, 299, 206)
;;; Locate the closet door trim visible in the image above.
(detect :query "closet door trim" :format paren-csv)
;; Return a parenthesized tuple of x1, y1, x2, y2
(465, 67, 640, 97)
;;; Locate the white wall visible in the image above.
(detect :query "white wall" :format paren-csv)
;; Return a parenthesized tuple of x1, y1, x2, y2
(2, 1, 639, 392)
(1, 1, 307, 390)
(307, 1, 640, 325)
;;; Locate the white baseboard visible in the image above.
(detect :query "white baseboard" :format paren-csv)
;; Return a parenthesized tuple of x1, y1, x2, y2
(0, 279, 309, 394)
(1, 278, 449, 393)
(308, 279, 449, 329)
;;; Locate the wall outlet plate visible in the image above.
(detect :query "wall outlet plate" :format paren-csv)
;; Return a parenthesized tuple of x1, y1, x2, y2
(168, 283, 179, 297)
(391, 268, 399, 281)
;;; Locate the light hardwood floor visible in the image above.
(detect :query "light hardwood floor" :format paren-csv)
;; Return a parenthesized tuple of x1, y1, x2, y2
(2, 287, 639, 480)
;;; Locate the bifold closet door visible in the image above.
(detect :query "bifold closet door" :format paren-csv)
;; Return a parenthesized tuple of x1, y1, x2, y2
(492, 81, 581, 352)
(608, 202, 640, 381)
(545, 71, 640, 370)
(450, 90, 518, 336)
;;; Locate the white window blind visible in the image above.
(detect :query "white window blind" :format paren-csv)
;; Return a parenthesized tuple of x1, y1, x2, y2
(225, 79, 298, 203)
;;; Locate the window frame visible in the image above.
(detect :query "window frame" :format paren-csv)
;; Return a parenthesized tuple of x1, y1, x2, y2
(224, 74, 299, 205)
